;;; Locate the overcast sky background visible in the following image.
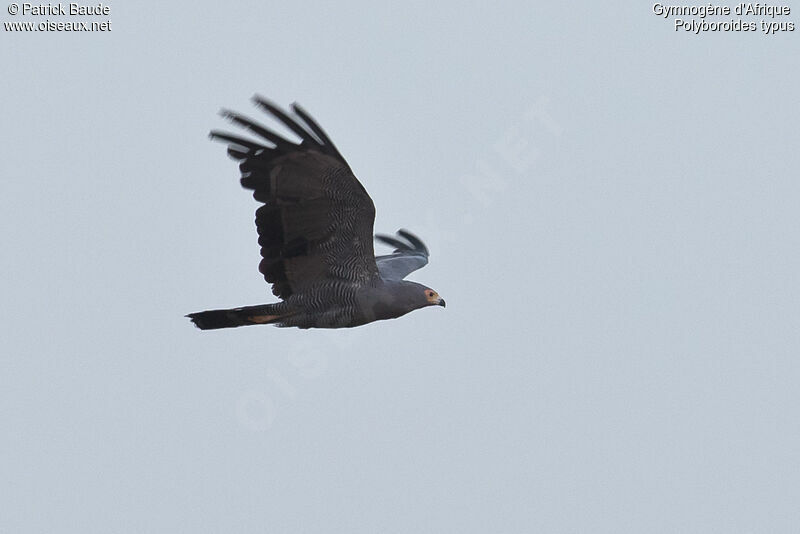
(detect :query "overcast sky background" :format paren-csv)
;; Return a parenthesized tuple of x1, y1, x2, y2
(2, 1, 799, 532)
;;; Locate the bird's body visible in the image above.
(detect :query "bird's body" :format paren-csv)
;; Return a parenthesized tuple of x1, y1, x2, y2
(187, 97, 445, 330)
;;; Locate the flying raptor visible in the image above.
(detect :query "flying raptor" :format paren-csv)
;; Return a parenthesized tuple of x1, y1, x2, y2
(187, 97, 445, 330)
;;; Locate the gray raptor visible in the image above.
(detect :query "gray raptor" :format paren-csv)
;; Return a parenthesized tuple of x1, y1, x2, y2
(187, 96, 445, 330)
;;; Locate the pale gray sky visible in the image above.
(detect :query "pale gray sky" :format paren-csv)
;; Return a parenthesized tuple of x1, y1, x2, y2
(2, 1, 799, 532)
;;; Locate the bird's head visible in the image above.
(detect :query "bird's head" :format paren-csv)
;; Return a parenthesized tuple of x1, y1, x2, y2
(368, 281, 446, 322)
(422, 287, 446, 308)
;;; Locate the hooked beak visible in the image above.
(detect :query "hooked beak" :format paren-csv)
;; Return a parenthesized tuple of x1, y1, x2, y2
(438, 298, 446, 308)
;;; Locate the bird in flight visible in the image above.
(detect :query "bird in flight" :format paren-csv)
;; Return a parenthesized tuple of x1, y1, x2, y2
(187, 96, 445, 330)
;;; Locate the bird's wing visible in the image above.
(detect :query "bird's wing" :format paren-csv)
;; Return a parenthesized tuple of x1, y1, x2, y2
(210, 97, 380, 299)
(374, 229, 430, 281)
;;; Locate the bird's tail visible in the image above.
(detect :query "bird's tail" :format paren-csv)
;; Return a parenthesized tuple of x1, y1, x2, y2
(186, 303, 289, 330)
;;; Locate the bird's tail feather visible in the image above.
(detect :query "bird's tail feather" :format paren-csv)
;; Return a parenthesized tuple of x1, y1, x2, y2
(186, 303, 288, 330)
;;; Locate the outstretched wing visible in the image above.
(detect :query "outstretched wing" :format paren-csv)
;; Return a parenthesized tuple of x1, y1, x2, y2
(375, 229, 430, 281)
(210, 97, 380, 299)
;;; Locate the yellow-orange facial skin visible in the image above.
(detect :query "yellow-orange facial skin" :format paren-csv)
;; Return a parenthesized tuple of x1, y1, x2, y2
(424, 289, 446, 307)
